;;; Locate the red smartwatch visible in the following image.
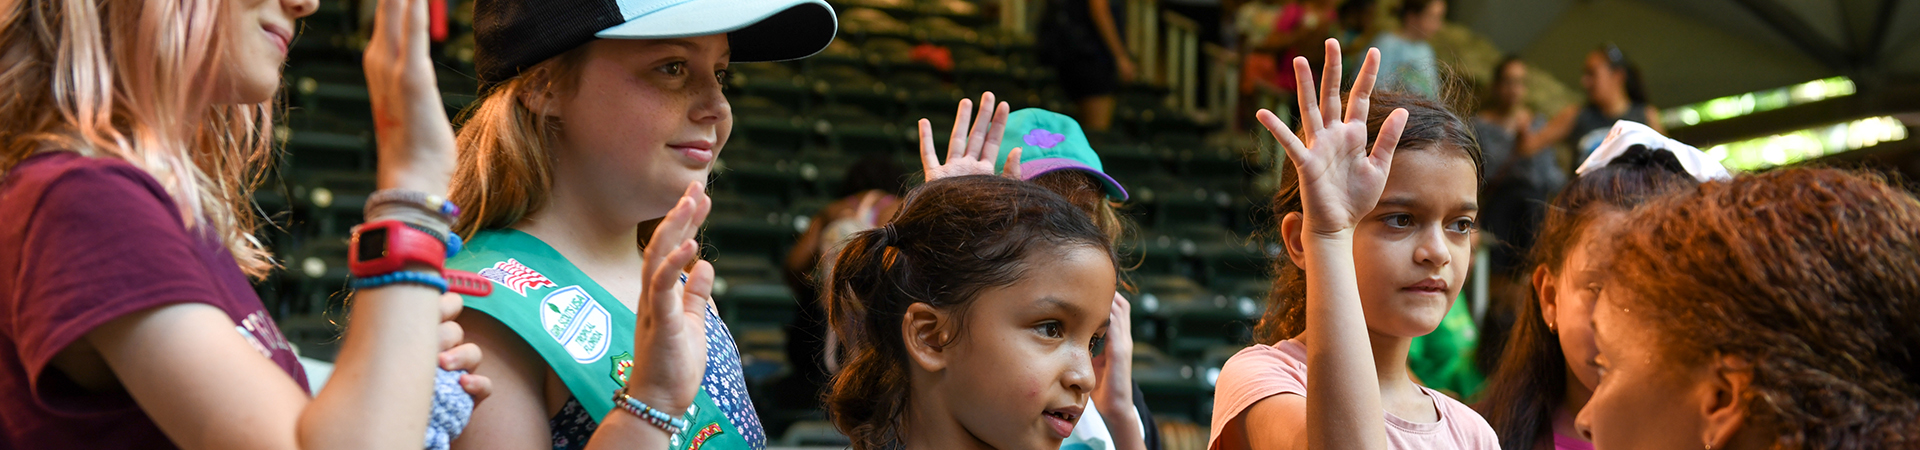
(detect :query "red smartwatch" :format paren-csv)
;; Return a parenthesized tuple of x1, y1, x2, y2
(349, 220, 491, 296)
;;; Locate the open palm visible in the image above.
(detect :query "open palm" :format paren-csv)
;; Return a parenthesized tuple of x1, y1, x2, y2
(1257, 40, 1408, 236)
(627, 182, 715, 414)
(919, 92, 1023, 181)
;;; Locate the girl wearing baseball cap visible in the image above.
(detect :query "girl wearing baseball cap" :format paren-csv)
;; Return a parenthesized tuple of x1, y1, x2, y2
(438, 1, 837, 449)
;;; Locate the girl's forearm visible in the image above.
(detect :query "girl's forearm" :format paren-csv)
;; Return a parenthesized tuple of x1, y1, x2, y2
(1299, 236, 1387, 450)
(297, 285, 444, 449)
(1098, 402, 1148, 450)
(584, 409, 674, 450)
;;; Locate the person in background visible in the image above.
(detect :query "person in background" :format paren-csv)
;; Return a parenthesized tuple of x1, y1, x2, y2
(779, 154, 907, 405)
(1236, 0, 1339, 97)
(1578, 167, 1919, 449)
(1525, 44, 1664, 165)
(1371, 0, 1446, 98)
(1039, 0, 1136, 131)
(1471, 57, 1563, 285)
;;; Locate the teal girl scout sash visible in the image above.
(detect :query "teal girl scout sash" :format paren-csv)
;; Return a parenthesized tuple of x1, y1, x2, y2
(448, 229, 766, 450)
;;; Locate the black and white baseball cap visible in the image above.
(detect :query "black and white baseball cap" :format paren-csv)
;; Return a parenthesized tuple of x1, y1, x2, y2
(474, 0, 837, 90)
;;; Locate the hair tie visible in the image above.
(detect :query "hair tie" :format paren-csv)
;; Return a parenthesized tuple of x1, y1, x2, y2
(1576, 120, 1732, 182)
(879, 224, 900, 247)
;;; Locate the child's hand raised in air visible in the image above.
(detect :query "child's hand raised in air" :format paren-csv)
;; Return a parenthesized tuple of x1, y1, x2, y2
(1092, 293, 1147, 450)
(1257, 39, 1408, 238)
(919, 92, 1023, 181)
(626, 182, 716, 416)
(364, 0, 458, 193)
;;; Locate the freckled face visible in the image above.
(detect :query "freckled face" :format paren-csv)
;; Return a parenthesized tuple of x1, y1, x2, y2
(937, 246, 1117, 449)
(1351, 149, 1478, 338)
(549, 35, 734, 220)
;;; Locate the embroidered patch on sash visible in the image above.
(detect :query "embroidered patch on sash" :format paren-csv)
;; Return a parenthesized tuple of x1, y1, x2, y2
(610, 352, 634, 384)
(478, 258, 557, 296)
(540, 286, 612, 363)
(687, 423, 725, 450)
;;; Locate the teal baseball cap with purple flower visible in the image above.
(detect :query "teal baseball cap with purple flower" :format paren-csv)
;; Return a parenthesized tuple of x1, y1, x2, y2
(993, 108, 1129, 201)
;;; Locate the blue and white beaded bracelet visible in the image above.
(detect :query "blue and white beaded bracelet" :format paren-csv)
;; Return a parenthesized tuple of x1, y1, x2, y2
(611, 388, 689, 436)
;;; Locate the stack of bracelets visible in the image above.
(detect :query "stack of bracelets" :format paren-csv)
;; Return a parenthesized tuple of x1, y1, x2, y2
(614, 389, 691, 438)
(347, 190, 490, 297)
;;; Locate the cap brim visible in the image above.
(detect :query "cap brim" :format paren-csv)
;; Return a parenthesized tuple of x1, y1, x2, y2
(1021, 158, 1130, 201)
(595, 0, 837, 62)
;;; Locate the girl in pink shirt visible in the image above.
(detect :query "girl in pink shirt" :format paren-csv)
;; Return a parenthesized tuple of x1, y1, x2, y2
(1208, 39, 1497, 450)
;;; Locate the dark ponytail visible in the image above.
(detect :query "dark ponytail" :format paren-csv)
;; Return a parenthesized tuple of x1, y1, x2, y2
(825, 175, 1114, 449)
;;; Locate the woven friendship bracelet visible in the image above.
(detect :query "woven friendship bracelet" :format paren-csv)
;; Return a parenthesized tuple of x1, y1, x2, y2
(611, 389, 690, 436)
(349, 271, 449, 294)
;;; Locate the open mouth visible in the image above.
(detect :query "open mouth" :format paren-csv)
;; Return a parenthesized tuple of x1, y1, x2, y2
(1042, 405, 1083, 438)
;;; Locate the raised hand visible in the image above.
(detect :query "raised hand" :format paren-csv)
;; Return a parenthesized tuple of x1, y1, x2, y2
(919, 92, 1022, 181)
(626, 182, 715, 415)
(1091, 292, 1146, 450)
(364, 0, 457, 193)
(1091, 292, 1134, 410)
(1257, 39, 1407, 237)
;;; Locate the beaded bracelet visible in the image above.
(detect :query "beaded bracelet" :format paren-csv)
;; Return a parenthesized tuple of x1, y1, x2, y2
(349, 271, 449, 294)
(400, 221, 463, 258)
(367, 189, 461, 222)
(611, 389, 689, 436)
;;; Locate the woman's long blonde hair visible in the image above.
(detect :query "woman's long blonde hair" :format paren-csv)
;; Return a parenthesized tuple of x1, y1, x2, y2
(0, 0, 276, 277)
(449, 47, 587, 239)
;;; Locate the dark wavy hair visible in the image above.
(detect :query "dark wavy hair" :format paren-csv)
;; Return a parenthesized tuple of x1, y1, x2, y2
(1253, 91, 1483, 344)
(823, 175, 1115, 449)
(1476, 146, 1699, 450)
(1602, 168, 1920, 448)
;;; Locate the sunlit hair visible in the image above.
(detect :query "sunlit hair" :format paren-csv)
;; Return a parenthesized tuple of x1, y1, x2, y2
(0, 0, 276, 278)
(1602, 168, 1920, 448)
(448, 46, 590, 239)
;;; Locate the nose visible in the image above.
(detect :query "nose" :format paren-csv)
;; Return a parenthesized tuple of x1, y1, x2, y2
(284, 0, 318, 19)
(1573, 403, 1595, 441)
(1412, 226, 1451, 268)
(688, 69, 731, 126)
(1063, 346, 1096, 398)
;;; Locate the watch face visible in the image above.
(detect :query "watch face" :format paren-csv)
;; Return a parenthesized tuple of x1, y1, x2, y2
(357, 228, 389, 262)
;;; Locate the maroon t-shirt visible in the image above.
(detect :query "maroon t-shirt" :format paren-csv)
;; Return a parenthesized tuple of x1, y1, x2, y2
(0, 152, 308, 448)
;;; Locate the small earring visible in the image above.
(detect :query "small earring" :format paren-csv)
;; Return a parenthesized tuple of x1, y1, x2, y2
(1547, 322, 1557, 334)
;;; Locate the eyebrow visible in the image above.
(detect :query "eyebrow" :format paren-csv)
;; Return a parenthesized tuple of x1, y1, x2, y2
(1035, 296, 1090, 319)
(1376, 196, 1479, 212)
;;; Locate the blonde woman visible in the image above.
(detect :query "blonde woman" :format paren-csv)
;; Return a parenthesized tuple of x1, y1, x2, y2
(439, 1, 836, 449)
(0, 0, 487, 448)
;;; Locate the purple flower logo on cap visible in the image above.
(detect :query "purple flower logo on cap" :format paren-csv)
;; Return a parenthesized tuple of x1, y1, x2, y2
(1024, 129, 1067, 149)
